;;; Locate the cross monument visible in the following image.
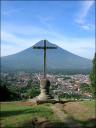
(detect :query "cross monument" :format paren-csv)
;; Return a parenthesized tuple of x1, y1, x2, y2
(33, 39, 57, 78)
(32, 40, 57, 101)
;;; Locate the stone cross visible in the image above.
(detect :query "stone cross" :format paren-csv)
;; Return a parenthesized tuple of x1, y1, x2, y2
(33, 40, 57, 78)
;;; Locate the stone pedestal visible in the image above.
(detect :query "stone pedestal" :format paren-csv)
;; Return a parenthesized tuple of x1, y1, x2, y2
(37, 79, 52, 101)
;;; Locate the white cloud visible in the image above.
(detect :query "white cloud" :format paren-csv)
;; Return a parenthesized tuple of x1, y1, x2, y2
(1, 44, 22, 57)
(81, 25, 90, 30)
(75, 0, 95, 31)
(1, 29, 95, 59)
(1, 34, 42, 57)
(1, 19, 95, 59)
(1, 31, 31, 45)
(1, 22, 48, 36)
(76, 1, 94, 24)
(80, 24, 95, 31)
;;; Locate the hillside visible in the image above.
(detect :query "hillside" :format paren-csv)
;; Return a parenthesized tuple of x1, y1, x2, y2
(1, 40, 92, 73)
(0, 101, 95, 128)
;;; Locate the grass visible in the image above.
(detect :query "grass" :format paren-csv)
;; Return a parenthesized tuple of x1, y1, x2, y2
(0, 102, 56, 128)
(64, 100, 96, 128)
(64, 100, 95, 119)
(80, 100, 95, 117)
(0, 100, 96, 128)
(80, 100, 95, 109)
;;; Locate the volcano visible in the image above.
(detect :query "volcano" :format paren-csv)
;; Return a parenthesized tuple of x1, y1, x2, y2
(1, 40, 92, 74)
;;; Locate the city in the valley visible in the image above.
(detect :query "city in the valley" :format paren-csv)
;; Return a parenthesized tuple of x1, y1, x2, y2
(1, 72, 92, 100)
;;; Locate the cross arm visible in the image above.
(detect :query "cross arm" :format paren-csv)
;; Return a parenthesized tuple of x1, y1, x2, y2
(32, 46, 57, 49)
(32, 46, 44, 49)
(46, 46, 57, 49)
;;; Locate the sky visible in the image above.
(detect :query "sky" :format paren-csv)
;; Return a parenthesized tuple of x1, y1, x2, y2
(1, 0, 95, 59)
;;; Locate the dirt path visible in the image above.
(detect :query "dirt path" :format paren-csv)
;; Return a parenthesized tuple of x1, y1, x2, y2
(51, 103, 81, 128)
(51, 103, 67, 122)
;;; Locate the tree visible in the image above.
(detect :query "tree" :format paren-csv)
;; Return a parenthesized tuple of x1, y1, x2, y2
(27, 86, 40, 98)
(90, 53, 96, 98)
(80, 83, 92, 93)
(0, 79, 21, 101)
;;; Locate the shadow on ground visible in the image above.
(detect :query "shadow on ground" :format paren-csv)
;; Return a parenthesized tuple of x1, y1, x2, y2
(37, 100, 74, 105)
(1, 101, 96, 128)
(0, 100, 72, 118)
(0, 108, 45, 118)
(20, 117, 96, 128)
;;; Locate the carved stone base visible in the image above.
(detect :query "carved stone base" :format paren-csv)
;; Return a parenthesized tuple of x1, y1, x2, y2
(37, 79, 52, 101)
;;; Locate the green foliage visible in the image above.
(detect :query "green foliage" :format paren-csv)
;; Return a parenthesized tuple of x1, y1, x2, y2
(80, 83, 92, 93)
(0, 80, 21, 101)
(27, 86, 40, 98)
(59, 92, 81, 100)
(90, 53, 96, 97)
(27, 79, 33, 87)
